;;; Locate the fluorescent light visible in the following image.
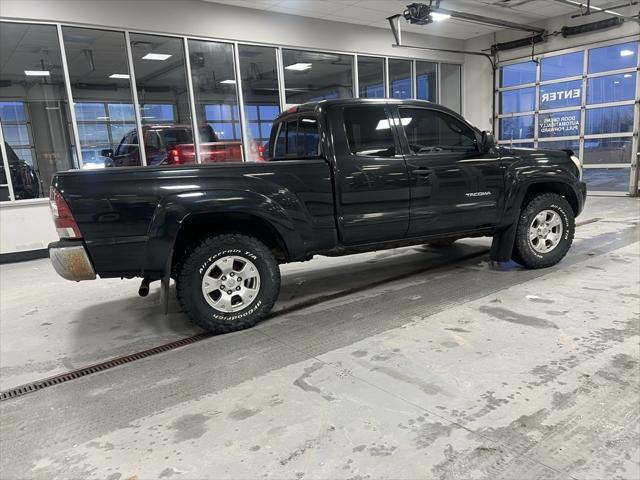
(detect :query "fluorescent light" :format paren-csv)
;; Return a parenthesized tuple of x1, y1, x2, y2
(24, 70, 50, 76)
(623, 74, 632, 78)
(429, 12, 451, 21)
(619, 49, 634, 57)
(285, 62, 312, 71)
(376, 117, 412, 130)
(109, 73, 130, 79)
(220, 79, 236, 84)
(96, 116, 111, 120)
(142, 53, 172, 61)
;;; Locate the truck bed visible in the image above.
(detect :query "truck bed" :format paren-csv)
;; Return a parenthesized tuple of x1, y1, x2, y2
(53, 160, 336, 278)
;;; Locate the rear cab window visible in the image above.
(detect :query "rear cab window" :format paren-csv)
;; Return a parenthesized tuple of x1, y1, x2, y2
(270, 114, 321, 160)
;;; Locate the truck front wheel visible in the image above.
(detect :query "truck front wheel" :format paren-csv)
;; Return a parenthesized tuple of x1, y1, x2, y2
(512, 193, 575, 269)
(177, 234, 280, 333)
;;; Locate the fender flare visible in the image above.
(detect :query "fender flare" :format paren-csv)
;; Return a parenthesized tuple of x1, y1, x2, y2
(141, 189, 305, 278)
(491, 169, 581, 262)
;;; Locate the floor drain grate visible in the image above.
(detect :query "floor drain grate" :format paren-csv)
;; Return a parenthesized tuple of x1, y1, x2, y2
(0, 332, 212, 402)
(1, 223, 599, 403)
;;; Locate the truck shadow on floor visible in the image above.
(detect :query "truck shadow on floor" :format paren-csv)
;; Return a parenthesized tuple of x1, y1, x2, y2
(69, 242, 492, 363)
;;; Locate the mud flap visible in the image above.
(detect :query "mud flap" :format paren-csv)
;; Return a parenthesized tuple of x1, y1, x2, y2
(490, 220, 518, 262)
(159, 252, 172, 315)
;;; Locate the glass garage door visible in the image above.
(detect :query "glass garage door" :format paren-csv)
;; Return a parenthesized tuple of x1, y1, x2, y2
(496, 40, 639, 195)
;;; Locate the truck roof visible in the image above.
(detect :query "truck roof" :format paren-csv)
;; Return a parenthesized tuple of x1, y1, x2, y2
(277, 98, 463, 121)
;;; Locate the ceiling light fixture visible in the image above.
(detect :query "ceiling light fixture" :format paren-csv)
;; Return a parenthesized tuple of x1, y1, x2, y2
(285, 62, 312, 71)
(109, 73, 130, 79)
(142, 53, 172, 61)
(24, 70, 50, 76)
(619, 49, 634, 57)
(220, 79, 236, 84)
(429, 12, 450, 22)
(623, 74, 632, 78)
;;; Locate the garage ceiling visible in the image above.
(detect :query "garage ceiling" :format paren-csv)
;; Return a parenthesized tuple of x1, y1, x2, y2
(206, 0, 634, 39)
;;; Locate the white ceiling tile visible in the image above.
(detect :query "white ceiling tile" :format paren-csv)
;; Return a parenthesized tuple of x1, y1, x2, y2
(270, 0, 342, 15)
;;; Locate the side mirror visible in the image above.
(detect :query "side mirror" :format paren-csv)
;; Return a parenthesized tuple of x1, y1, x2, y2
(100, 148, 114, 158)
(481, 131, 495, 153)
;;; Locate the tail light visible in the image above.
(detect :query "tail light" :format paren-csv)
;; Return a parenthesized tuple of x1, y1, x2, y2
(169, 148, 180, 164)
(50, 187, 82, 238)
(257, 144, 265, 162)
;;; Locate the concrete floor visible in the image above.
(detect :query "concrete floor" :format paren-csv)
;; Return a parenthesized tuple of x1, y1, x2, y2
(0, 196, 639, 480)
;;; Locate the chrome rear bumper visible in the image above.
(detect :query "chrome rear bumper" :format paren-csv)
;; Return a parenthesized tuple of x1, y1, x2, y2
(49, 242, 96, 281)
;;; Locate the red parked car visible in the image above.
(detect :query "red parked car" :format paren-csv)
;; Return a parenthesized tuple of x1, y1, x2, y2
(102, 124, 263, 167)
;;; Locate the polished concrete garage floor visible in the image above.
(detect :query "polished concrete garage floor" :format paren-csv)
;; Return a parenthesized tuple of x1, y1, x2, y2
(1, 197, 639, 480)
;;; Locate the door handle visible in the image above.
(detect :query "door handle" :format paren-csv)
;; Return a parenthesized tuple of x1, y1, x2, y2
(413, 167, 433, 176)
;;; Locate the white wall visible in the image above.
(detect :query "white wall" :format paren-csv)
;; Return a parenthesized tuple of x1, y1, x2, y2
(1, 0, 465, 62)
(462, 6, 640, 131)
(0, 0, 468, 255)
(0, 201, 57, 253)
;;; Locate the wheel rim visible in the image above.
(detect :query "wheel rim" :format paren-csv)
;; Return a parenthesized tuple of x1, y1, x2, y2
(201, 256, 261, 313)
(528, 209, 563, 254)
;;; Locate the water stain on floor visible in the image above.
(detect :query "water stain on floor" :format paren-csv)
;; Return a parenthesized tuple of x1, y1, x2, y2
(478, 306, 559, 330)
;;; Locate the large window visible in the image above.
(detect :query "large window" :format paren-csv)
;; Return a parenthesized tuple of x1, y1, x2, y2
(188, 39, 242, 164)
(282, 49, 353, 104)
(63, 27, 135, 169)
(0, 22, 76, 200)
(129, 33, 193, 167)
(497, 40, 639, 193)
(358, 56, 384, 98)
(416, 61, 437, 102)
(388, 59, 412, 99)
(238, 45, 280, 160)
(441, 64, 462, 113)
(0, 20, 463, 203)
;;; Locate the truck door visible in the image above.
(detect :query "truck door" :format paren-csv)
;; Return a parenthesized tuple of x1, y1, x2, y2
(393, 106, 505, 237)
(329, 104, 410, 245)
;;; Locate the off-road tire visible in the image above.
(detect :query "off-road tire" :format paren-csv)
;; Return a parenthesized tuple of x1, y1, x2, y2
(177, 234, 280, 333)
(512, 193, 575, 269)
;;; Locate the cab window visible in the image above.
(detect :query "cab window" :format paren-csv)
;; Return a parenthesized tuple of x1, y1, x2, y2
(271, 115, 320, 160)
(343, 105, 396, 157)
(399, 108, 477, 154)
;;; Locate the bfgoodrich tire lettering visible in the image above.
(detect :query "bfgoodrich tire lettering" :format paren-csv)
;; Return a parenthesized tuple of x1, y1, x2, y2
(177, 234, 280, 333)
(512, 193, 575, 269)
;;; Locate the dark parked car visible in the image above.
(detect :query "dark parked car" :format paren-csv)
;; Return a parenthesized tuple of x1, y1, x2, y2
(102, 124, 256, 167)
(0, 142, 40, 200)
(48, 99, 586, 333)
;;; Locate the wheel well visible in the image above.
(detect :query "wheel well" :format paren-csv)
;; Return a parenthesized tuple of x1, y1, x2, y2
(522, 182, 579, 215)
(171, 212, 289, 276)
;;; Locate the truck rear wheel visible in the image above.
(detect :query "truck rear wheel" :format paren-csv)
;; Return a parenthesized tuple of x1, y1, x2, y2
(177, 234, 280, 333)
(512, 193, 575, 269)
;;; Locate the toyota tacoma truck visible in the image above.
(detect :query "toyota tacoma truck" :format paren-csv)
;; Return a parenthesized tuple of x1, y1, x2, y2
(48, 99, 586, 333)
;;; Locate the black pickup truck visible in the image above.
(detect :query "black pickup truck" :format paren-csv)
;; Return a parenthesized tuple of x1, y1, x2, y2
(48, 99, 586, 333)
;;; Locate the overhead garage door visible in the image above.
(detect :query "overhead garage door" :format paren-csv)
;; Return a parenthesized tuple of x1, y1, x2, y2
(496, 39, 639, 195)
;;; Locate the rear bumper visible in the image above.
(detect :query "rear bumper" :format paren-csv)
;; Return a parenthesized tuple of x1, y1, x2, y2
(48, 240, 96, 281)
